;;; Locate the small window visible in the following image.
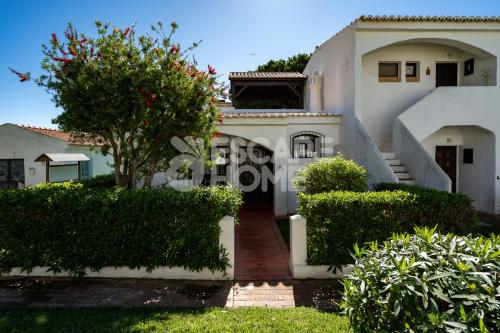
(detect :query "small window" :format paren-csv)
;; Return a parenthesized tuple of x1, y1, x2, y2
(291, 132, 323, 158)
(463, 149, 473, 164)
(79, 160, 91, 179)
(405, 62, 419, 82)
(379, 62, 401, 82)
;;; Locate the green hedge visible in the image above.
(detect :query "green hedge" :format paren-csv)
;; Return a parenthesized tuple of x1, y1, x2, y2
(298, 190, 416, 268)
(0, 185, 242, 276)
(343, 228, 500, 332)
(376, 182, 476, 233)
(78, 173, 116, 188)
(298, 185, 476, 268)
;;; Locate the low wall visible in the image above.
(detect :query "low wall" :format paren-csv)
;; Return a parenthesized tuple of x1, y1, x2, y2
(393, 118, 451, 192)
(289, 215, 351, 279)
(2, 216, 235, 280)
(340, 110, 397, 188)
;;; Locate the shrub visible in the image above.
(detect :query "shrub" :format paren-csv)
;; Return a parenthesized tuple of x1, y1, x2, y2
(78, 173, 116, 188)
(343, 227, 500, 333)
(376, 183, 476, 234)
(298, 185, 476, 268)
(297, 190, 416, 267)
(294, 156, 368, 194)
(0, 185, 242, 276)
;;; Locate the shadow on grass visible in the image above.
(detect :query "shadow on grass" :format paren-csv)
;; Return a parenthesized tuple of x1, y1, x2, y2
(0, 306, 350, 333)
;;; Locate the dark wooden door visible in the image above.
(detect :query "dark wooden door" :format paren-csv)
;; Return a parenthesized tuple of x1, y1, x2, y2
(436, 63, 458, 87)
(435, 146, 457, 192)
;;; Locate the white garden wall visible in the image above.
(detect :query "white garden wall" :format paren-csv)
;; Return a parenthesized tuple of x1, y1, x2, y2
(3, 216, 235, 280)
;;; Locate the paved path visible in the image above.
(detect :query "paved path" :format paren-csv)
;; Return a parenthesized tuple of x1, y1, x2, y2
(235, 205, 292, 280)
(0, 278, 342, 308)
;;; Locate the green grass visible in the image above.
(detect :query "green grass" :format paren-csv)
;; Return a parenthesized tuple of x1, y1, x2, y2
(0, 307, 350, 333)
(275, 218, 290, 249)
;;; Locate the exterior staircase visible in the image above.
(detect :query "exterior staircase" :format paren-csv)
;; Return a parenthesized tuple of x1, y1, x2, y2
(381, 152, 416, 186)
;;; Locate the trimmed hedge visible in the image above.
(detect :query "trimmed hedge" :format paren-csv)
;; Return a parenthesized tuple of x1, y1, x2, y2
(0, 185, 242, 276)
(376, 182, 476, 233)
(298, 185, 476, 268)
(343, 228, 500, 333)
(298, 190, 416, 268)
(294, 156, 368, 194)
(78, 173, 116, 188)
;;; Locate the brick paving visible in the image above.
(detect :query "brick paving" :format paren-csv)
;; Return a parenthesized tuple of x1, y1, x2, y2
(0, 278, 343, 308)
(235, 204, 292, 280)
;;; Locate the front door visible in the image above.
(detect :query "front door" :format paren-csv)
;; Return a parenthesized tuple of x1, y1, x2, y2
(436, 63, 458, 87)
(435, 146, 457, 192)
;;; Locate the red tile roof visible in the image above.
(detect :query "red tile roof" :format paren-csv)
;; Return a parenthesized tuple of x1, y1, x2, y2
(229, 72, 307, 81)
(19, 125, 101, 146)
(222, 111, 341, 118)
(358, 15, 500, 23)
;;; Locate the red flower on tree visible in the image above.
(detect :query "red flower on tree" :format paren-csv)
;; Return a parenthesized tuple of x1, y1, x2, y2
(208, 64, 216, 75)
(169, 44, 178, 53)
(69, 47, 78, 57)
(9, 68, 29, 82)
(123, 27, 131, 37)
(51, 33, 58, 44)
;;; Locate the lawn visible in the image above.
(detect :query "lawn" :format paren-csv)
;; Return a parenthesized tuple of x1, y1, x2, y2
(0, 307, 350, 333)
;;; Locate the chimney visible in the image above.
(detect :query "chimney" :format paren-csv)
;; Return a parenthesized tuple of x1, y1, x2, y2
(309, 71, 322, 112)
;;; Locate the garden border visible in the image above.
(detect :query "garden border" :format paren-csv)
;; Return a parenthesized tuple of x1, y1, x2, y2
(2, 216, 235, 280)
(289, 214, 351, 279)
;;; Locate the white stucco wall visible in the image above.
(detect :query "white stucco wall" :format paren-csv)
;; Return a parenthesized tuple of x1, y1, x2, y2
(0, 124, 113, 186)
(218, 113, 341, 215)
(361, 43, 492, 147)
(422, 126, 496, 213)
(304, 25, 356, 115)
(398, 88, 499, 214)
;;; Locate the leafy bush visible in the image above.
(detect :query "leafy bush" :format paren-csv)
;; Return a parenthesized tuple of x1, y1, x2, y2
(343, 227, 500, 333)
(376, 183, 476, 234)
(294, 156, 368, 194)
(0, 185, 242, 276)
(78, 173, 116, 188)
(298, 190, 416, 267)
(298, 185, 476, 267)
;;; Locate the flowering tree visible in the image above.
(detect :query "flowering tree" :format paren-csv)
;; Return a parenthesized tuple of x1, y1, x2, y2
(13, 21, 224, 188)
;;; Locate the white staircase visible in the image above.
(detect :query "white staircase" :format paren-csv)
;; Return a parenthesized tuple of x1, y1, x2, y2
(381, 152, 416, 186)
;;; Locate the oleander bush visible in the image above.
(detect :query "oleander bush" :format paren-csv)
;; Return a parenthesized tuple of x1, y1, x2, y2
(343, 227, 500, 333)
(298, 186, 476, 268)
(376, 183, 476, 234)
(0, 185, 242, 276)
(294, 155, 368, 194)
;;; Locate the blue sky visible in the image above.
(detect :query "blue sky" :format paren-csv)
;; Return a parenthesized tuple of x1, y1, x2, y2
(1, 0, 500, 127)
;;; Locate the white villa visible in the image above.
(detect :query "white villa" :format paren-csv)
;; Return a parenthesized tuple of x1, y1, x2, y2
(0, 124, 113, 187)
(1, 15, 499, 217)
(213, 15, 500, 216)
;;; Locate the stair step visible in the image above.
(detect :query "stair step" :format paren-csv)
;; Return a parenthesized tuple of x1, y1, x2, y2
(391, 165, 406, 173)
(400, 180, 416, 186)
(386, 159, 401, 166)
(395, 172, 412, 180)
(381, 152, 396, 159)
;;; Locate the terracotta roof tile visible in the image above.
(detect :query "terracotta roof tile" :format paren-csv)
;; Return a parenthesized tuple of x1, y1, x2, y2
(19, 125, 102, 146)
(358, 15, 500, 23)
(229, 72, 307, 81)
(222, 111, 341, 118)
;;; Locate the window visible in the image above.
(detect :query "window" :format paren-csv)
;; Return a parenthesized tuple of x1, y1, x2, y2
(291, 132, 323, 158)
(0, 159, 25, 189)
(405, 62, 419, 82)
(463, 148, 473, 164)
(378, 62, 401, 82)
(79, 160, 91, 179)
